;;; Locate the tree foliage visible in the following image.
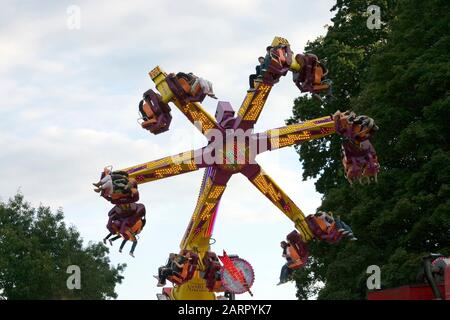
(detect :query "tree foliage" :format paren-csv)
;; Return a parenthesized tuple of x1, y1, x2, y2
(0, 193, 126, 299)
(289, 0, 450, 299)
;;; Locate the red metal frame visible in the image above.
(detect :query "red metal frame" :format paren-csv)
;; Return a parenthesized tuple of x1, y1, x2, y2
(368, 264, 450, 300)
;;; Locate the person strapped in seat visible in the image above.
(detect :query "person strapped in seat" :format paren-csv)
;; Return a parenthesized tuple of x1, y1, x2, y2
(293, 53, 332, 99)
(138, 89, 172, 135)
(154, 251, 198, 287)
(306, 211, 339, 243)
(202, 252, 223, 292)
(168, 250, 199, 285)
(278, 231, 309, 285)
(154, 253, 184, 287)
(307, 211, 356, 243)
(260, 45, 293, 85)
(333, 111, 380, 184)
(167, 72, 217, 103)
(103, 203, 146, 257)
(93, 167, 137, 200)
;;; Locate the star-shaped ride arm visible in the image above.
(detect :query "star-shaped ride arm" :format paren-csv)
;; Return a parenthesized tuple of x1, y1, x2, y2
(234, 82, 273, 131)
(257, 115, 336, 153)
(233, 35, 332, 132)
(241, 164, 314, 241)
(180, 167, 232, 251)
(149, 66, 221, 136)
(120, 148, 208, 185)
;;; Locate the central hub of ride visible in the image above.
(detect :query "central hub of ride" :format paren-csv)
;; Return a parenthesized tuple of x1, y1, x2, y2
(213, 101, 253, 173)
(216, 137, 249, 173)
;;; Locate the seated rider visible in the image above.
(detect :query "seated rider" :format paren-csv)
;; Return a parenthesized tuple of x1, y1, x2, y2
(93, 168, 131, 195)
(330, 212, 357, 241)
(103, 229, 138, 257)
(261, 46, 272, 75)
(154, 253, 176, 287)
(204, 253, 222, 290)
(139, 99, 157, 125)
(176, 72, 217, 99)
(249, 56, 265, 90)
(102, 203, 145, 257)
(111, 171, 131, 193)
(117, 209, 145, 257)
(315, 211, 335, 233)
(209, 256, 222, 282)
(154, 253, 189, 287)
(277, 241, 303, 285)
(191, 76, 217, 99)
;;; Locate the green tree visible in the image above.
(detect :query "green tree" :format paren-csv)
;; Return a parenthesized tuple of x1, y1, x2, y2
(289, 0, 450, 299)
(0, 193, 126, 299)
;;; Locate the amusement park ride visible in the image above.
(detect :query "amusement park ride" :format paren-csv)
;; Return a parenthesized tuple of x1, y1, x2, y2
(94, 37, 381, 300)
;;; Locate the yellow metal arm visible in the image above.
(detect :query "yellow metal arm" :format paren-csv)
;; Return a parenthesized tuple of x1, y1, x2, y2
(258, 115, 336, 153)
(235, 82, 273, 130)
(148, 66, 221, 135)
(242, 164, 314, 241)
(180, 167, 232, 251)
(233, 36, 315, 131)
(120, 149, 206, 185)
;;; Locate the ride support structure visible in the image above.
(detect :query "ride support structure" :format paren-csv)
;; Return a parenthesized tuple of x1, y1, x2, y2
(96, 37, 380, 300)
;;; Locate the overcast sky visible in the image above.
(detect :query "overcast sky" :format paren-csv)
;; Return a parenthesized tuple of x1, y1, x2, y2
(0, 0, 336, 299)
